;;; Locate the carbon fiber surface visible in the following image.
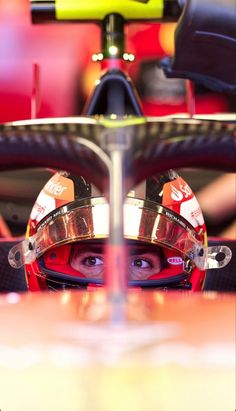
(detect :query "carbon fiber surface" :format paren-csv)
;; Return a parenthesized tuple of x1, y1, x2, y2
(204, 240, 236, 292)
(0, 241, 27, 292)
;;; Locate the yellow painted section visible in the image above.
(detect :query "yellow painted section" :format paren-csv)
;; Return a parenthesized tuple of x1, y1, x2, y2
(99, 116, 146, 128)
(159, 22, 177, 55)
(1, 365, 234, 411)
(55, 0, 164, 21)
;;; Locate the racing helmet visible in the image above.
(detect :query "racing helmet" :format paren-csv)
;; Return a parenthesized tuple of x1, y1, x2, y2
(8, 170, 231, 291)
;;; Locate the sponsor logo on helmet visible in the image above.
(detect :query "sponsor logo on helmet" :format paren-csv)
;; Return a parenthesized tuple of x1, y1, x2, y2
(43, 174, 74, 201)
(191, 207, 202, 219)
(170, 182, 192, 202)
(167, 257, 183, 265)
(44, 180, 67, 196)
(179, 183, 192, 198)
(170, 185, 183, 201)
(30, 190, 55, 222)
(163, 177, 194, 210)
(180, 196, 204, 228)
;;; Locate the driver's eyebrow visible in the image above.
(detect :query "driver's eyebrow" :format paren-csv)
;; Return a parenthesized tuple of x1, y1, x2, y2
(129, 246, 160, 256)
(75, 244, 160, 256)
(76, 245, 104, 254)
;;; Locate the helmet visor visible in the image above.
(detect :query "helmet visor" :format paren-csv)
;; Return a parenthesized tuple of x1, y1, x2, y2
(9, 197, 203, 269)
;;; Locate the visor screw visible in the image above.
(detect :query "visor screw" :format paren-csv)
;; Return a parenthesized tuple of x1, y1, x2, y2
(183, 280, 192, 290)
(189, 251, 194, 261)
(184, 259, 193, 274)
(28, 242, 34, 251)
(49, 252, 56, 260)
(198, 248, 204, 257)
(215, 252, 225, 262)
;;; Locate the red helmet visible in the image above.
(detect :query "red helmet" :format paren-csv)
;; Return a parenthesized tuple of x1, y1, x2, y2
(8, 170, 231, 291)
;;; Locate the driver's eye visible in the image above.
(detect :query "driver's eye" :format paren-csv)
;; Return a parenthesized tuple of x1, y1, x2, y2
(129, 252, 162, 280)
(70, 248, 104, 278)
(131, 258, 152, 269)
(82, 256, 103, 267)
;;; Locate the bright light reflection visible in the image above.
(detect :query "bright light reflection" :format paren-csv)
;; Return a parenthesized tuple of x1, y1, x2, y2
(110, 114, 117, 119)
(109, 46, 118, 56)
(10, 117, 97, 126)
(154, 292, 165, 305)
(203, 292, 218, 300)
(6, 292, 21, 304)
(60, 292, 71, 305)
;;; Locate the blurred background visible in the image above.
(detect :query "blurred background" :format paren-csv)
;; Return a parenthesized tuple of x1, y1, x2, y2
(0, 0, 235, 237)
